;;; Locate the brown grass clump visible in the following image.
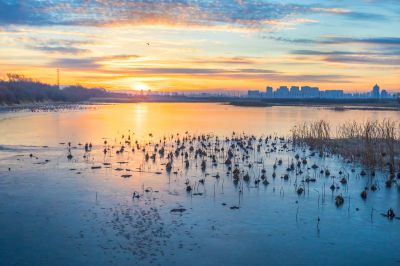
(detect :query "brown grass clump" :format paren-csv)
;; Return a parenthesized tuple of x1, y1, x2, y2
(292, 119, 400, 172)
(292, 120, 330, 153)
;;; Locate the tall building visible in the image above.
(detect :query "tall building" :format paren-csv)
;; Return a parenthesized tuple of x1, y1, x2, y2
(265, 86, 273, 98)
(275, 86, 289, 98)
(381, 89, 388, 98)
(301, 86, 320, 98)
(290, 86, 300, 98)
(372, 84, 380, 98)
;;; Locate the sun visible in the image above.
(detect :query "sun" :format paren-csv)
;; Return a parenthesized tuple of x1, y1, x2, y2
(132, 82, 151, 91)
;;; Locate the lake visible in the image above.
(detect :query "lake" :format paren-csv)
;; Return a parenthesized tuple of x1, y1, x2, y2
(0, 103, 398, 146)
(0, 103, 399, 266)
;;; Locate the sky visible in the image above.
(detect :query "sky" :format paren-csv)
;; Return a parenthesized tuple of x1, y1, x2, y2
(0, 0, 399, 92)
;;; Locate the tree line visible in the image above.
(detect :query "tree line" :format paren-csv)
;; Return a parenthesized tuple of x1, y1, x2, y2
(0, 73, 111, 104)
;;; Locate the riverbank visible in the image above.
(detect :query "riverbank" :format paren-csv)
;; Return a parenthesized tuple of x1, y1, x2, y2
(0, 102, 102, 113)
(1, 97, 399, 113)
(92, 96, 400, 111)
(227, 98, 400, 111)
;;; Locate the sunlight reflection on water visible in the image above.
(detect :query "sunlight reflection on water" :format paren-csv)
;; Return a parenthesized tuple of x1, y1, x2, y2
(0, 103, 398, 146)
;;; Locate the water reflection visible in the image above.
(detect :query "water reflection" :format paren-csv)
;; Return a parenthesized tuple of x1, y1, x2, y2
(0, 103, 398, 146)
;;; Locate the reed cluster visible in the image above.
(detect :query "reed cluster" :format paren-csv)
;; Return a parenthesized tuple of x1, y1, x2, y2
(292, 119, 400, 174)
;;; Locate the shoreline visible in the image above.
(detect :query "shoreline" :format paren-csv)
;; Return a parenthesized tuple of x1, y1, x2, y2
(0, 97, 399, 112)
(227, 101, 400, 111)
(226, 98, 400, 110)
(90, 96, 400, 111)
(0, 102, 106, 113)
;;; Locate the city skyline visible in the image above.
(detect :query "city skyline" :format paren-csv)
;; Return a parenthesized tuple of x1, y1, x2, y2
(0, 0, 399, 92)
(247, 83, 397, 99)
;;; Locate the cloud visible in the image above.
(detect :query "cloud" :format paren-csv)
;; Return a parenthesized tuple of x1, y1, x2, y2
(49, 60, 354, 83)
(49, 58, 100, 69)
(49, 55, 259, 71)
(340, 12, 386, 21)
(111, 67, 277, 76)
(97, 54, 142, 61)
(184, 56, 259, 65)
(291, 49, 400, 65)
(0, 0, 387, 30)
(310, 8, 351, 14)
(21, 38, 93, 55)
(325, 37, 400, 45)
(277, 74, 354, 83)
(324, 55, 400, 65)
(126, 68, 355, 83)
(310, 7, 386, 21)
(291, 50, 356, 56)
(271, 36, 400, 46)
(48, 54, 141, 69)
(29, 45, 89, 54)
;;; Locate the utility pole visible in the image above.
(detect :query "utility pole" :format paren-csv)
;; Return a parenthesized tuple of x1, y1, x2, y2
(57, 68, 60, 89)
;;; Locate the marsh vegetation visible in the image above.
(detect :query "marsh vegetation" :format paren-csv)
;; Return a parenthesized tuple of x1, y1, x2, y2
(292, 119, 400, 176)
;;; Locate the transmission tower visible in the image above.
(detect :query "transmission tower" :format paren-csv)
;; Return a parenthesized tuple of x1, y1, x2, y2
(57, 68, 60, 89)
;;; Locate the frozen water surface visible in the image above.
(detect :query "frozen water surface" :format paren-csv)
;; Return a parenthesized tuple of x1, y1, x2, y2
(0, 103, 399, 265)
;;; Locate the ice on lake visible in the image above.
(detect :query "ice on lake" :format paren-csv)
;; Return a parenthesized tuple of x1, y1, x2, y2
(0, 103, 399, 265)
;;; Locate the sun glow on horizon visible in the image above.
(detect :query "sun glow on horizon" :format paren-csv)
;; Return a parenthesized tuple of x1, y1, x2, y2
(132, 82, 152, 92)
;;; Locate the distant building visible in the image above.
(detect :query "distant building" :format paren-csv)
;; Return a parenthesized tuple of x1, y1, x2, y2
(290, 86, 300, 98)
(265, 86, 273, 98)
(372, 84, 380, 98)
(247, 90, 261, 98)
(275, 86, 289, 98)
(381, 89, 388, 98)
(253, 83, 392, 100)
(301, 86, 320, 98)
